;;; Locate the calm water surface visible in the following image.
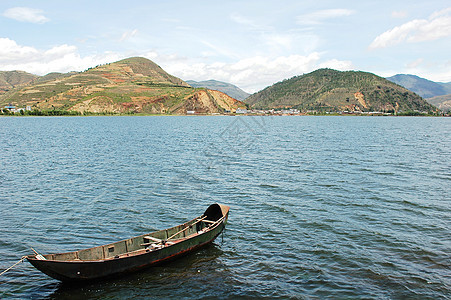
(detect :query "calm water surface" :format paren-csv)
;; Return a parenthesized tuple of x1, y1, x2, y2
(0, 116, 450, 299)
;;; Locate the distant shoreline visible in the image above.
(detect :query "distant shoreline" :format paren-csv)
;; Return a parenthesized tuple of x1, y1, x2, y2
(1, 113, 448, 118)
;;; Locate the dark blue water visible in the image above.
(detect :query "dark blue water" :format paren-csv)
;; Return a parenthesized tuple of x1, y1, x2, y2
(0, 116, 450, 299)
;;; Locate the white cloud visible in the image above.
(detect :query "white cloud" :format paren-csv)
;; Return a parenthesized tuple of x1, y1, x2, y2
(404, 59, 451, 83)
(200, 40, 238, 59)
(0, 38, 122, 75)
(230, 13, 256, 28)
(0, 38, 353, 93)
(263, 33, 294, 50)
(162, 54, 320, 92)
(372, 58, 451, 84)
(406, 58, 424, 69)
(0, 38, 38, 61)
(425, 62, 451, 82)
(119, 29, 139, 42)
(297, 9, 355, 25)
(369, 7, 451, 49)
(3, 7, 49, 24)
(318, 59, 354, 70)
(156, 52, 353, 93)
(391, 10, 407, 19)
(430, 7, 451, 19)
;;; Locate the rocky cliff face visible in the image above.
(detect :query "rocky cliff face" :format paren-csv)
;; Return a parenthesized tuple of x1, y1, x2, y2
(183, 89, 245, 114)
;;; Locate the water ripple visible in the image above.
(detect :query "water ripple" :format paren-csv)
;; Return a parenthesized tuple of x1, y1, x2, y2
(0, 116, 450, 299)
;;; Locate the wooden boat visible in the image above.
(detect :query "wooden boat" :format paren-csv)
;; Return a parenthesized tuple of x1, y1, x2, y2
(26, 203, 230, 282)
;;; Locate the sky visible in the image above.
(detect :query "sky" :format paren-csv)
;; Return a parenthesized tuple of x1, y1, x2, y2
(0, 0, 450, 93)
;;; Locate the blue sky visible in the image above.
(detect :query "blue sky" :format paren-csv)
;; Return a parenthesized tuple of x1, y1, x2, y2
(1, 0, 450, 92)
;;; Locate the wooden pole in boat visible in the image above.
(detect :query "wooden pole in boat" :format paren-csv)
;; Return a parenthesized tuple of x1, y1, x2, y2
(30, 248, 46, 260)
(166, 216, 208, 241)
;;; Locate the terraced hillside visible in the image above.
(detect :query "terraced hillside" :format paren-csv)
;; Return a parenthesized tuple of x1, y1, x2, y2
(0, 70, 39, 95)
(0, 57, 245, 114)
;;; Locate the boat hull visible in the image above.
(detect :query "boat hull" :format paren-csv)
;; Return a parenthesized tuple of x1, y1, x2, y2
(27, 204, 229, 282)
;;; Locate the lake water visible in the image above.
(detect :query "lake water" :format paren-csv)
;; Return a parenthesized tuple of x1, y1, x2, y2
(0, 116, 450, 299)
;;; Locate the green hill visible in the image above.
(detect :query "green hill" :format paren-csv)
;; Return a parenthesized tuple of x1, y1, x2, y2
(245, 69, 438, 113)
(0, 57, 245, 114)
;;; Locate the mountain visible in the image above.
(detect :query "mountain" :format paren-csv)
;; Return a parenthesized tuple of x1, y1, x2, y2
(0, 57, 245, 114)
(186, 79, 250, 101)
(386, 74, 451, 112)
(386, 74, 451, 98)
(86, 57, 190, 88)
(245, 68, 437, 113)
(426, 94, 451, 112)
(0, 70, 39, 94)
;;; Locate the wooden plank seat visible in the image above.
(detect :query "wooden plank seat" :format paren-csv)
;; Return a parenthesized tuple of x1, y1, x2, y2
(143, 236, 162, 243)
(198, 219, 216, 224)
(141, 240, 175, 247)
